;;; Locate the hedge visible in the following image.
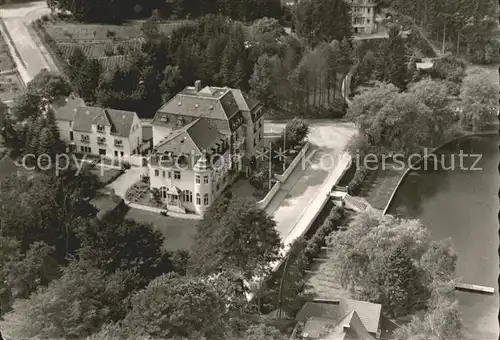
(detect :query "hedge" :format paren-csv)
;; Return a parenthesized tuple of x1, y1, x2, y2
(302, 206, 345, 264)
(347, 166, 368, 195)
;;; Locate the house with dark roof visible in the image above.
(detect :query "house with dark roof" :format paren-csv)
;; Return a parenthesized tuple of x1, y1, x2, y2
(293, 299, 382, 340)
(51, 94, 86, 146)
(148, 80, 263, 215)
(148, 117, 233, 215)
(151, 80, 264, 157)
(52, 96, 142, 159)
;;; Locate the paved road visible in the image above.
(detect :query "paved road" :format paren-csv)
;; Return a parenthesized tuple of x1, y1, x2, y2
(264, 120, 356, 242)
(0, 1, 55, 84)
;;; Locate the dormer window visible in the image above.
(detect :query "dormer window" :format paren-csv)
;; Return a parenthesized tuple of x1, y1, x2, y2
(160, 115, 169, 123)
(177, 117, 184, 127)
(97, 125, 105, 133)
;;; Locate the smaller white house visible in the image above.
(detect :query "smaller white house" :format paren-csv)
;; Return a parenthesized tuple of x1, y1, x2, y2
(53, 96, 142, 159)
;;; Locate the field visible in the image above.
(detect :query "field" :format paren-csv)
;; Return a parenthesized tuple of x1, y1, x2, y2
(0, 32, 23, 102)
(40, 18, 189, 70)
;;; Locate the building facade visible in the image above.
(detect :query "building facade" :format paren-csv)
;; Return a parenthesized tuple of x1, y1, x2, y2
(53, 99, 143, 159)
(149, 80, 264, 215)
(349, 0, 377, 34)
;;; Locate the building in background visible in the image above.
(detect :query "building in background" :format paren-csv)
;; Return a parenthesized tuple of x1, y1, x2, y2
(293, 298, 382, 339)
(53, 99, 143, 159)
(349, 0, 377, 34)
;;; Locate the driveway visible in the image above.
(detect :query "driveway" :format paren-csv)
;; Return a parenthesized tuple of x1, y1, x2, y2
(0, 1, 56, 84)
(106, 166, 148, 197)
(263, 120, 357, 241)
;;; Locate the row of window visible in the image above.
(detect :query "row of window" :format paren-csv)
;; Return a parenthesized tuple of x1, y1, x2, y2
(253, 119, 263, 134)
(160, 188, 209, 206)
(81, 146, 91, 153)
(195, 175, 209, 184)
(253, 132, 263, 147)
(80, 147, 125, 157)
(80, 134, 123, 147)
(155, 169, 181, 179)
(353, 17, 370, 25)
(352, 7, 372, 13)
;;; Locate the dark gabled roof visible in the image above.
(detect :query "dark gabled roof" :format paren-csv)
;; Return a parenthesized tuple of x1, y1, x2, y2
(155, 117, 226, 156)
(0, 155, 19, 176)
(153, 85, 241, 124)
(230, 89, 260, 112)
(52, 95, 86, 121)
(301, 312, 375, 340)
(73, 107, 137, 138)
(296, 299, 381, 335)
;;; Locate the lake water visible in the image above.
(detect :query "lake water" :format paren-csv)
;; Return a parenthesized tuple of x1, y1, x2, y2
(388, 134, 499, 339)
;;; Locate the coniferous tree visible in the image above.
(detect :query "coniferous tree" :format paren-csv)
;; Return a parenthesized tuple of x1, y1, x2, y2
(387, 25, 408, 90)
(250, 54, 276, 108)
(45, 107, 61, 144)
(233, 58, 246, 90)
(38, 127, 56, 163)
(27, 117, 45, 157)
(219, 45, 235, 85)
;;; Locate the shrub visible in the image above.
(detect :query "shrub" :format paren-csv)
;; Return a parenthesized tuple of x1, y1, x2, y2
(249, 168, 270, 191)
(347, 166, 368, 195)
(122, 161, 131, 170)
(116, 45, 125, 55)
(303, 206, 345, 262)
(104, 45, 114, 57)
(151, 188, 162, 206)
(106, 30, 116, 38)
(41, 14, 49, 22)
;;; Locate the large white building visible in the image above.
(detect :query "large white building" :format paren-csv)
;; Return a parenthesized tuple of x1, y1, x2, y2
(149, 80, 264, 215)
(349, 0, 377, 34)
(53, 96, 143, 159)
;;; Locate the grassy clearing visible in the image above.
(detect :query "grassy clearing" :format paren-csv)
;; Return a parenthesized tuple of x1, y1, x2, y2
(40, 18, 189, 69)
(358, 162, 406, 211)
(125, 207, 198, 251)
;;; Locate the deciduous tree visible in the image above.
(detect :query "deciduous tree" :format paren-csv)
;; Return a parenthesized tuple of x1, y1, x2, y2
(459, 69, 497, 132)
(27, 69, 72, 100)
(122, 273, 235, 339)
(1, 260, 130, 339)
(193, 197, 282, 279)
(362, 244, 429, 317)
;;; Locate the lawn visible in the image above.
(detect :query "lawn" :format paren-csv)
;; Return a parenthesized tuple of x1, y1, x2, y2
(89, 166, 124, 185)
(125, 207, 198, 251)
(92, 192, 198, 251)
(358, 162, 405, 211)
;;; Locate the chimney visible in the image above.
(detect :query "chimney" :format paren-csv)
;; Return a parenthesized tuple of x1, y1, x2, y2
(195, 80, 202, 92)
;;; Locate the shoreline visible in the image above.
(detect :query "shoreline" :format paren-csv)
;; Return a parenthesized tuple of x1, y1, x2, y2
(381, 129, 498, 215)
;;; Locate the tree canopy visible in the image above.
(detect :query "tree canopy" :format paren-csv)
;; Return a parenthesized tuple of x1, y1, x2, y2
(192, 197, 282, 279)
(324, 210, 457, 318)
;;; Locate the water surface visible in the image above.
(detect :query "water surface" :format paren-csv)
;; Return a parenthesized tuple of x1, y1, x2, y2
(388, 134, 499, 339)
